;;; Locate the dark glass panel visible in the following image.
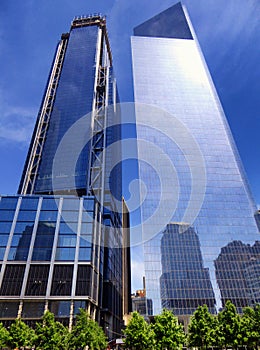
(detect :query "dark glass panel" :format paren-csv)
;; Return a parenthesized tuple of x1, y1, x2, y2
(0, 302, 19, 318)
(25, 265, 50, 296)
(51, 265, 73, 296)
(0, 264, 25, 295)
(49, 301, 71, 317)
(74, 300, 87, 315)
(22, 302, 45, 318)
(76, 265, 92, 296)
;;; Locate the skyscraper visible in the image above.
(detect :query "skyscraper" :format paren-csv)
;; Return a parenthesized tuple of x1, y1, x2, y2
(131, 1, 260, 319)
(160, 223, 215, 315)
(0, 15, 131, 333)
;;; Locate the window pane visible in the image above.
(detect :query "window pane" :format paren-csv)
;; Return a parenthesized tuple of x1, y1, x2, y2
(39, 211, 57, 221)
(0, 222, 12, 233)
(20, 198, 39, 210)
(81, 222, 93, 235)
(8, 247, 29, 261)
(41, 198, 59, 210)
(17, 211, 36, 221)
(0, 210, 15, 221)
(0, 197, 18, 210)
(78, 248, 91, 261)
(0, 235, 9, 246)
(80, 236, 92, 247)
(0, 248, 5, 259)
(62, 199, 80, 211)
(14, 222, 34, 234)
(58, 236, 77, 247)
(59, 222, 78, 234)
(55, 248, 75, 261)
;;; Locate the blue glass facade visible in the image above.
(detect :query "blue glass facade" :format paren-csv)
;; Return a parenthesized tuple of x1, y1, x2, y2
(131, 2, 260, 320)
(34, 25, 98, 193)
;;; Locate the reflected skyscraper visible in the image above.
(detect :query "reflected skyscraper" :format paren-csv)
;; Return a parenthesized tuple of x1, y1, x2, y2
(215, 240, 260, 309)
(131, 1, 260, 317)
(0, 15, 131, 333)
(160, 223, 215, 315)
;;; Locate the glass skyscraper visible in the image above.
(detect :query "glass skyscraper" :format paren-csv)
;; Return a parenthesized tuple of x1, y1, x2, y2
(131, 1, 259, 325)
(0, 15, 130, 333)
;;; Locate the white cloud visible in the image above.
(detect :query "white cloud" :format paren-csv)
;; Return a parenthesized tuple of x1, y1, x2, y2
(0, 104, 36, 144)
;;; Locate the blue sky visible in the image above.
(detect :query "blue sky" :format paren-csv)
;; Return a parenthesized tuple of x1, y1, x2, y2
(0, 0, 259, 288)
(0, 0, 259, 205)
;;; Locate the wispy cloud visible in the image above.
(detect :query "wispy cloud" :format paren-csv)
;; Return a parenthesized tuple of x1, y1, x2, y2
(0, 104, 36, 144)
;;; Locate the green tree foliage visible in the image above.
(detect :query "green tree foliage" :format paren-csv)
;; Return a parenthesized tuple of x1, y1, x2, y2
(0, 322, 9, 349)
(152, 308, 185, 350)
(124, 311, 154, 350)
(217, 300, 241, 349)
(188, 305, 215, 350)
(240, 304, 260, 349)
(8, 318, 36, 349)
(69, 308, 107, 350)
(35, 310, 69, 350)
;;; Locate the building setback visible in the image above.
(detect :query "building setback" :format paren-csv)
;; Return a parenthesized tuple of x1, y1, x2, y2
(0, 15, 131, 334)
(131, 1, 260, 319)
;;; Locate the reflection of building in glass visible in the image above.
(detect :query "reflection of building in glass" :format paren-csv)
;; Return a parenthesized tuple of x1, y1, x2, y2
(131, 278, 153, 316)
(132, 290, 153, 316)
(132, 2, 260, 315)
(215, 240, 260, 309)
(14, 222, 56, 261)
(0, 14, 131, 334)
(160, 223, 215, 315)
(254, 210, 260, 232)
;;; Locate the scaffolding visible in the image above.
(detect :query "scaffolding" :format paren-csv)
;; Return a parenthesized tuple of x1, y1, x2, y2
(20, 35, 69, 194)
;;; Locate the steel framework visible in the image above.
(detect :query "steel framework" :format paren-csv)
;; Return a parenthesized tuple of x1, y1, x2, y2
(20, 35, 69, 194)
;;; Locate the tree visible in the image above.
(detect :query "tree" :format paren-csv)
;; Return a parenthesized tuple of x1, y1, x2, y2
(188, 305, 216, 350)
(69, 308, 107, 350)
(217, 300, 241, 349)
(0, 322, 9, 349)
(8, 318, 36, 349)
(35, 310, 69, 350)
(152, 308, 185, 350)
(124, 311, 154, 350)
(240, 305, 260, 349)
